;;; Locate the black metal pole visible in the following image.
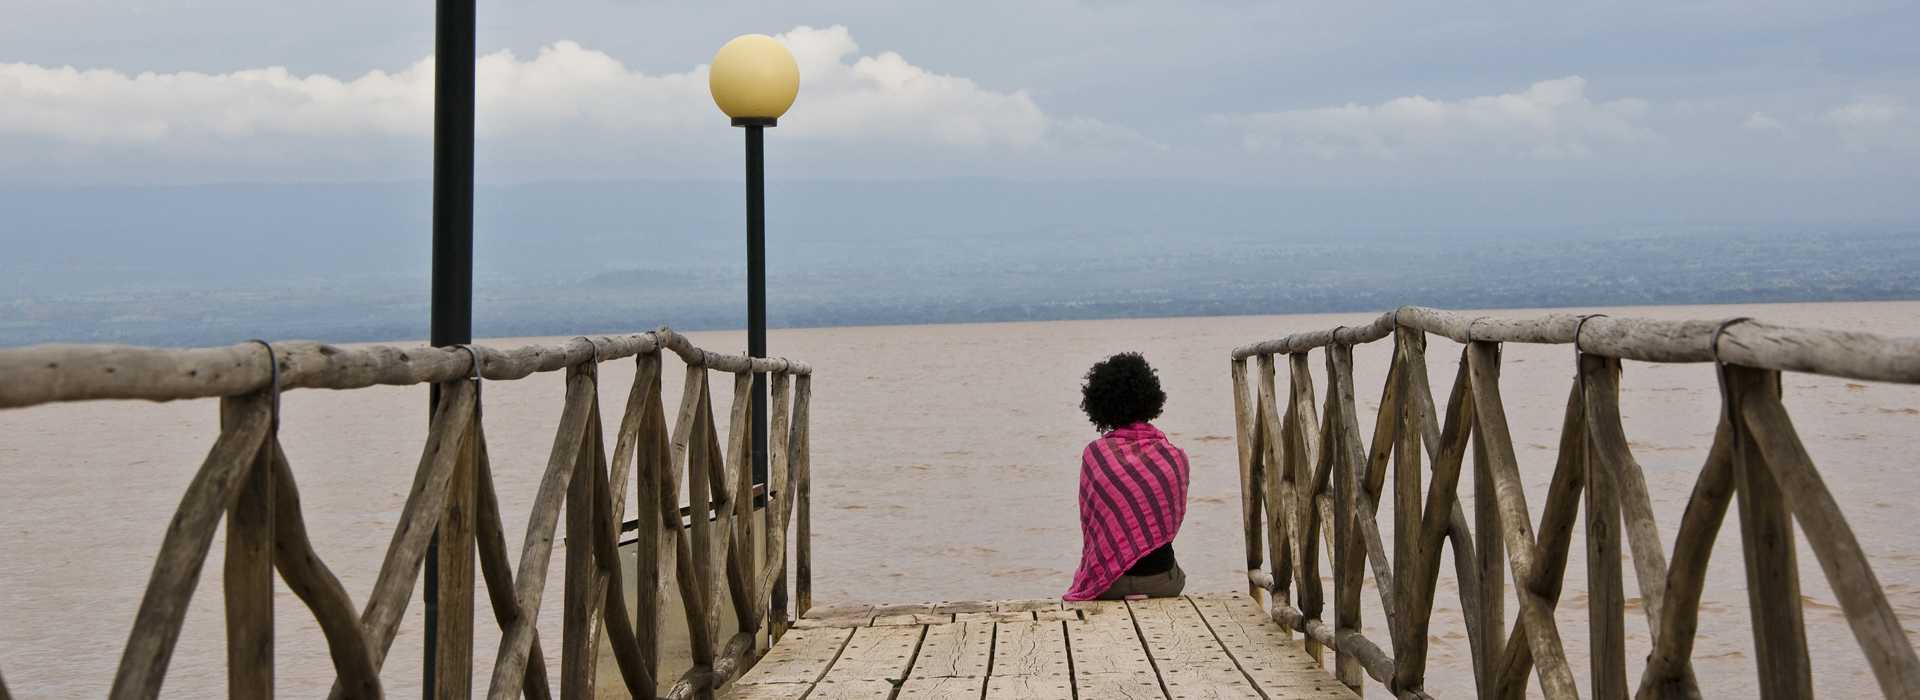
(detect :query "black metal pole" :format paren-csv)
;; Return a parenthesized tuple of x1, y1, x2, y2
(746, 124, 768, 486)
(427, 0, 476, 695)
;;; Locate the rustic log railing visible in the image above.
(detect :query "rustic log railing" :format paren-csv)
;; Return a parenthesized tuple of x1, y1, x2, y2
(1229, 306, 1920, 699)
(0, 328, 814, 700)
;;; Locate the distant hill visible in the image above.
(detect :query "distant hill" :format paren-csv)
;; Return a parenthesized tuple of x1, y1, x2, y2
(2, 180, 1916, 346)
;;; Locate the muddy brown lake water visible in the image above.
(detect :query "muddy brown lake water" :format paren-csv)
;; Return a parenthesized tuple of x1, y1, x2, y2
(3, 301, 1917, 697)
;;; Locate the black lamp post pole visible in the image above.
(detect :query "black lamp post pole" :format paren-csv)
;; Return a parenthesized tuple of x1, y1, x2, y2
(426, 0, 476, 695)
(739, 117, 771, 486)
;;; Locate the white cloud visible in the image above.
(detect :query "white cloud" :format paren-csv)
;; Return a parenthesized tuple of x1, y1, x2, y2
(1744, 111, 1787, 132)
(1219, 76, 1654, 160)
(1822, 95, 1915, 152)
(0, 25, 1154, 181)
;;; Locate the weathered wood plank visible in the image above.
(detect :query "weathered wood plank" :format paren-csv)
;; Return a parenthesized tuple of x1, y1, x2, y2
(1636, 422, 1727, 699)
(1066, 612, 1153, 676)
(822, 625, 924, 682)
(586, 407, 653, 700)
(471, 430, 551, 700)
(1232, 357, 1266, 604)
(352, 380, 479, 684)
(996, 600, 1063, 613)
(223, 397, 275, 700)
(1034, 609, 1081, 622)
(1190, 595, 1355, 697)
(1466, 342, 1578, 699)
(562, 385, 606, 700)
(1287, 352, 1327, 665)
(1256, 354, 1294, 611)
(985, 675, 1074, 700)
(792, 375, 814, 618)
(631, 355, 669, 698)
(433, 405, 475, 700)
(931, 601, 994, 614)
(110, 394, 272, 700)
(874, 614, 954, 627)
(1491, 379, 1590, 699)
(734, 626, 854, 686)
(1736, 370, 1920, 698)
(678, 369, 720, 696)
(483, 371, 594, 700)
(264, 441, 384, 699)
(799, 678, 897, 699)
(1581, 356, 1675, 637)
(898, 675, 985, 699)
(1725, 368, 1812, 699)
(992, 620, 1071, 677)
(1127, 598, 1240, 677)
(910, 622, 993, 679)
(721, 372, 760, 638)
(1578, 357, 1626, 700)
(958, 611, 1034, 624)
(722, 683, 813, 699)
(764, 371, 793, 647)
(794, 617, 878, 629)
(1400, 351, 1474, 696)
(1074, 673, 1167, 699)
(1325, 344, 1366, 692)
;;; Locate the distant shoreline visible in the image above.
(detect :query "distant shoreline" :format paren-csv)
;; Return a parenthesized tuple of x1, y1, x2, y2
(12, 297, 1919, 349)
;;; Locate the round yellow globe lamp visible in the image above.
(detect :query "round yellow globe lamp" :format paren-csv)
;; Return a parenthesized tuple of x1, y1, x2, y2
(709, 33, 798, 488)
(709, 34, 799, 126)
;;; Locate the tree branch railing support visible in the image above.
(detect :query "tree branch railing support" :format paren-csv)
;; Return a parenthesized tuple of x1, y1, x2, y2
(1230, 306, 1920, 699)
(0, 328, 813, 699)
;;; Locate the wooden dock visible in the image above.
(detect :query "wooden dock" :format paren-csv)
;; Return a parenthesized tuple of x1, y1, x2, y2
(5, 306, 1919, 698)
(726, 595, 1356, 699)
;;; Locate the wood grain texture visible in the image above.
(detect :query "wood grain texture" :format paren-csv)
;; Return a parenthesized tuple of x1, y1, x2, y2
(1231, 306, 1920, 385)
(821, 626, 923, 682)
(898, 675, 985, 699)
(265, 442, 384, 699)
(433, 411, 475, 700)
(1726, 368, 1814, 700)
(0, 327, 810, 409)
(110, 394, 272, 700)
(1736, 369, 1920, 698)
(349, 380, 478, 687)
(991, 620, 1071, 677)
(484, 371, 594, 700)
(223, 399, 275, 700)
(1232, 357, 1266, 603)
(1467, 343, 1578, 700)
(734, 626, 853, 686)
(909, 622, 993, 678)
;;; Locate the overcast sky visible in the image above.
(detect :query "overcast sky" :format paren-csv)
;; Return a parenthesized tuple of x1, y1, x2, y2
(3, 0, 1917, 219)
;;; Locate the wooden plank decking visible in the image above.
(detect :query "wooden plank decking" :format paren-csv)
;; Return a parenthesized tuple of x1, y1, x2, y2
(726, 594, 1357, 699)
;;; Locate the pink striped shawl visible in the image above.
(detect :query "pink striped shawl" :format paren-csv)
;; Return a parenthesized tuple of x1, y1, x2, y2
(1064, 422, 1191, 601)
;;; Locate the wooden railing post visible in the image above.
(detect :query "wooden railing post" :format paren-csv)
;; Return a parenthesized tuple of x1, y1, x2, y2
(1287, 352, 1326, 666)
(433, 385, 477, 700)
(561, 364, 607, 699)
(1327, 343, 1366, 694)
(1724, 366, 1814, 698)
(1231, 356, 1266, 606)
(223, 395, 276, 700)
(794, 374, 814, 619)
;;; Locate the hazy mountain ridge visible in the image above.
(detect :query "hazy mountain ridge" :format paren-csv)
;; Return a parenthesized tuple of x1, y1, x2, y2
(3, 181, 1916, 346)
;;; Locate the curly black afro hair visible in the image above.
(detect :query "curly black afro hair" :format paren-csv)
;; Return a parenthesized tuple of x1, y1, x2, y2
(1080, 352, 1167, 433)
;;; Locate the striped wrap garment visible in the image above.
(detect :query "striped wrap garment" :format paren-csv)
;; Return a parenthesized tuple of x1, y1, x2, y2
(1064, 422, 1191, 600)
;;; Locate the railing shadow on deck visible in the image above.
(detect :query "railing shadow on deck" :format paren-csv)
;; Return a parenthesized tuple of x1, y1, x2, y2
(1228, 306, 1920, 700)
(0, 328, 815, 700)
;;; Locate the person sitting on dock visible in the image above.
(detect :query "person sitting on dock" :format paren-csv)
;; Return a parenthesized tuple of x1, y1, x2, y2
(1064, 352, 1192, 601)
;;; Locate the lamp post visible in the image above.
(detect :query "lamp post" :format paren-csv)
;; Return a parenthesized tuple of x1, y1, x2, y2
(709, 35, 799, 487)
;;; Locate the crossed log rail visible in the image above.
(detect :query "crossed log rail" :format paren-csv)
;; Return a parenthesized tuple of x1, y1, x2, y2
(1228, 306, 1920, 699)
(0, 328, 816, 700)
